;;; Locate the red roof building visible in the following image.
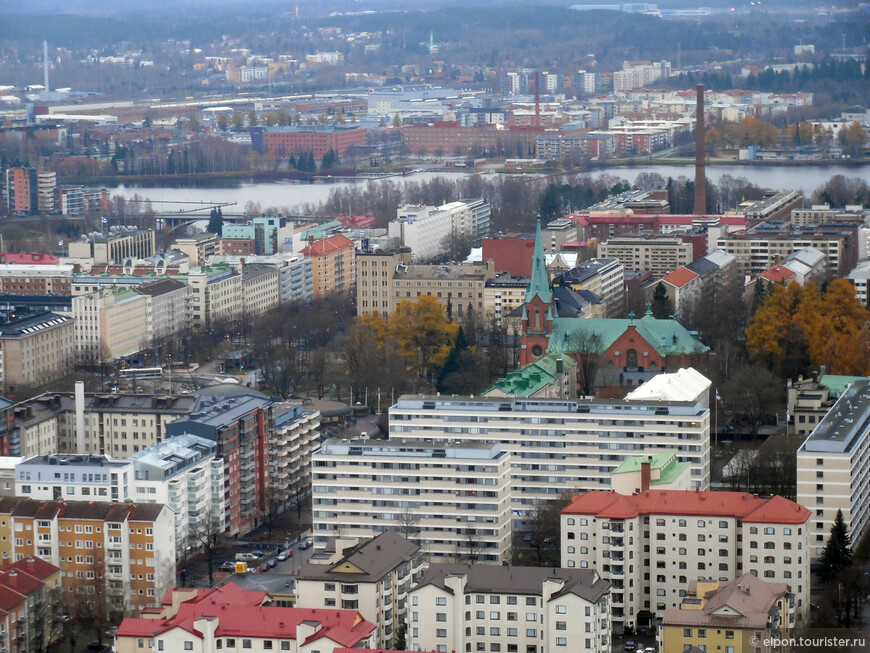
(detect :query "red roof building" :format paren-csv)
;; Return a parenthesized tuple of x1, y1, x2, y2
(117, 582, 376, 653)
(300, 234, 356, 296)
(0, 253, 59, 265)
(0, 556, 62, 650)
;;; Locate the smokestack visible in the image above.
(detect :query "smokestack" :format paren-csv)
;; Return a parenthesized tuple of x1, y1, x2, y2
(535, 72, 541, 127)
(640, 460, 651, 492)
(694, 84, 706, 215)
(43, 41, 49, 94)
(75, 381, 86, 454)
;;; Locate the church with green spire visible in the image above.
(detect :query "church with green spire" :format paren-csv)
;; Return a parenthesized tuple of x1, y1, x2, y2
(519, 217, 709, 388)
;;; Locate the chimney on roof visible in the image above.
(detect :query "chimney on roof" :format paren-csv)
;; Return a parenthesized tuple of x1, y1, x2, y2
(640, 460, 651, 493)
(694, 84, 706, 216)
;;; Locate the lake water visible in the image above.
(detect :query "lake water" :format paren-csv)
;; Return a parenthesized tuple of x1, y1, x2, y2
(106, 163, 869, 214)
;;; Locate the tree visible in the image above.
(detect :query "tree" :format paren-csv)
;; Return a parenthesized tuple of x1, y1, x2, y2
(389, 295, 459, 377)
(437, 228, 474, 263)
(187, 512, 222, 587)
(231, 112, 245, 132)
(720, 365, 784, 438)
(395, 507, 421, 543)
(206, 207, 224, 234)
(566, 330, 602, 395)
(838, 121, 868, 158)
(247, 109, 259, 127)
(321, 148, 340, 169)
(142, 114, 153, 128)
(818, 509, 852, 584)
(523, 493, 573, 566)
(651, 282, 673, 319)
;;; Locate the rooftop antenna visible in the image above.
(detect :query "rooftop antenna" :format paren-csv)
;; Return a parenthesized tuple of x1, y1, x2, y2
(43, 40, 49, 94)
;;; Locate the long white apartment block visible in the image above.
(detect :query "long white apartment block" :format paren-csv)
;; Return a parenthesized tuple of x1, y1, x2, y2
(311, 438, 513, 562)
(797, 379, 870, 561)
(389, 394, 710, 528)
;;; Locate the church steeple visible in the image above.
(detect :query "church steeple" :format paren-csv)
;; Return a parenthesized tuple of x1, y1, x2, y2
(525, 215, 552, 305)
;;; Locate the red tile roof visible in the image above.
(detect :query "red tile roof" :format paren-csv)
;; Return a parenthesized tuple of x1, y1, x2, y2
(759, 265, 795, 283)
(300, 234, 354, 257)
(661, 267, 699, 288)
(118, 583, 375, 645)
(5, 555, 60, 583)
(562, 489, 810, 524)
(0, 253, 59, 265)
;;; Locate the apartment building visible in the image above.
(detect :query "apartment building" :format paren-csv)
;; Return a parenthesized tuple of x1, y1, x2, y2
(785, 373, 864, 438)
(388, 201, 491, 261)
(15, 454, 133, 502)
(560, 490, 811, 632)
(0, 312, 74, 394)
(187, 264, 243, 330)
(270, 401, 322, 513)
(484, 277, 528, 325)
(716, 232, 848, 277)
(138, 278, 190, 347)
(72, 287, 149, 362)
(609, 453, 692, 496)
(0, 555, 63, 652)
(797, 379, 870, 562)
(300, 234, 356, 297)
(598, 238, 694, 275)
(4, 168, 55, 214)
(846, 259, 870, 305)
(791, 203, 869, 227)
(356, 248, 413, 315)
(311, 438, 513, 562)
(172, 232, 219, 267)
(483, 353, 577, 400)
(254, 124, 367, 157)
(658, 574, 795, 653)
(408, 564, 612, 653)
(389, 391, 711, 526)
(0, 497, 175, 615)
(555, 258, 625, 318)
(10, 401, 58, 458)
(67, 228, 156, 266)
(131, 433, 226, 556)
(116, 583, 376, 653)
(241, 263, 281, 316)
(737, 191, 803, 224)
(0, 268, 74, 306)
(222, 215, 293, 256)
(296, 532, 426, 649)
(165, 384, 278, 536)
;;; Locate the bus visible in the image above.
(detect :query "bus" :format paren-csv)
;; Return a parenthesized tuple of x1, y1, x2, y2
(117, 367, 163, 381)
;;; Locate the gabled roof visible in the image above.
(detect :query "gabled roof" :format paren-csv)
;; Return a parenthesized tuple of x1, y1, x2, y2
(482, 352, 577, 398)
(758, 265, 795, 284)
(624, 367, 711, 403)
(563, 489, 810, 524)
(547, 311, 708, 358)
(297, 532, 420, 583)
(660, 267, 698, 289)
(299, 234, 354, 257)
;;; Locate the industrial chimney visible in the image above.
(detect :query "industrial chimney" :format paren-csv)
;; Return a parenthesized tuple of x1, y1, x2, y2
(694, 84, 706, 215)
(75, 381, 86, 454)
(43, 41, 50, 94)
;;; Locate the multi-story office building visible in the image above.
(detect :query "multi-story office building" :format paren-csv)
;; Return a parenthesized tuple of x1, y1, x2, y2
(408, 564, 612, 653)
(0, 555, 63, 652)
(0, 312, 74, 394)
(356, 247, 413, 315)
(165, 385, 278, 536)
(797, 379, 870, 562)
(560, 489, 811, 632)
(131, 434, 226, 556)
(555, 259, 625, 318)
(138, 278, 190, 347)
(598, 237, 694, 275)
(0, 497, 175, 615)
(72, 287, 149, 361)
(241, 263, 281, 316)
(300, 234, 356, 297)
(0, 264, 74, 295)
(658, 574, 795, 653)
(389, 391, 711, 526)
(737, 191, 803, 224)
(67, 227, 156, 266)
(187, 264, 243, 330)
(296, 532, 426, 649)
(311, 438, 513, 562)
(15, 454, 134, 502)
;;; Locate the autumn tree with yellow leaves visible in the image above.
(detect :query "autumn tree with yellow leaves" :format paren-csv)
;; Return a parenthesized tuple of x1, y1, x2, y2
(746, 280, 870, 378)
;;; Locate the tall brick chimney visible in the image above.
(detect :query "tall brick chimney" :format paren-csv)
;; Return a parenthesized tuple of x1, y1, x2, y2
(694, 84, 706, 215)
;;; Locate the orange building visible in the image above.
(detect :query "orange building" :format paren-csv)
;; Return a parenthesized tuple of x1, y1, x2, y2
(0, 555, 62, 652)
(300, 234, 356, 296)
(257, 125, 367, 158)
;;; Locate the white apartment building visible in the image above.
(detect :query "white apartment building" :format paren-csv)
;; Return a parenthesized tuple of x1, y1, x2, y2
(389, 201, 487, 261)
(797, 379, 870, 562)
(242, 263, 281, 316)
(847, 260, 870, 305)
(716, 233, 846, 277)
(67, 227, 156, 266)
(138, 278, 190, 346)
(597, 238, 694, 275)
(0, 311, 75, 394)
(295, 532, 426, 649)
(560, 490, 811, 632)
(187, 264, 243, 330)
(389, 393, 711, 528)
(15, 454, 133, 502)
(271, 402, 322, 510)
(131, 433, 226, 556)
(311, 438, 513, 562)
(10, 402, 58, 458)
(408, 564, 612, 653)
(791, 203, 869, 227)
(72, 287, 149, 361)
(558, 258, 625, 318)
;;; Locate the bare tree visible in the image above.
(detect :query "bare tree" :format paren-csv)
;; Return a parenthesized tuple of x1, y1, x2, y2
(567, 331, 602, 395)
(395, 507, 421, 543)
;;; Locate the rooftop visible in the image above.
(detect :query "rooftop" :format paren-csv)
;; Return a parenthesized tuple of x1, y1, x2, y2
(483, 352, 577, 398)
(624, 367, 711, 403)
(395, 262, 492, 281)
(317, 437, 506, 460)
(297, 532, 420, 584)
(798, 379, 870, 454)
(0, 311, 72, 338)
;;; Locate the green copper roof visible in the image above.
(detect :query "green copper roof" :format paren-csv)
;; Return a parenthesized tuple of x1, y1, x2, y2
(819, 375, 868, 398)
(524, 217, 553, 305)
(613, 453, 690, 486)
(546, 312, 709, 357)
(482, 352, 577, 398)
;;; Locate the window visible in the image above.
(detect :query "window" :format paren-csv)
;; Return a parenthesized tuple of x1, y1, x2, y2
(436, 613, 447, 622)
(556, 621, 566, 631)
(490, 596, 500, 604)
(698, 629, 706, 638)
(556, 638, 567, 647)
(184, 644, 193, 651)
(242, 641, 252, 649)
(684, 629, 692, 637)
(436, 597, 447, 606)
(526, 629, 537, 637)
(437, 629, 447, 638)
(555, 605, 566, 614)
(490, 628, 500, 637)
(507, 597, 517, 605)
(490, 612, 500, 620)
(526, 597, 536, 606)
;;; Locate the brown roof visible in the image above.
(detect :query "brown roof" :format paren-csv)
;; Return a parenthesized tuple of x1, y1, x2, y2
(298, 532, 420, 583)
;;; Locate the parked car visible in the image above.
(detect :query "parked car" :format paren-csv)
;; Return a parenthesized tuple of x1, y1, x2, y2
(236, 552, 259, 562)
(643, 647, 657, 653)
(299, 540, 311, 550)
(268, 558, 277, 569)
(251, 549, 266, 558)
(277, 550, 292, 561)
(220, 561, 236, 572)
(624, 641, 636, 651)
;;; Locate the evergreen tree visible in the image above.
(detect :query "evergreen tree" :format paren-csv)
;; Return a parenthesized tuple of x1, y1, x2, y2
(289, 154, 297, 169)
(651, 282, 674, 319)
(818, 509, 853, 584)
(207, 207, 224, 235)
(751, 278, 767, 315)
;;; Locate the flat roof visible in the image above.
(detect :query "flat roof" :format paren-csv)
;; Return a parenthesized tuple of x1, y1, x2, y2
(799, 379, 870, 454)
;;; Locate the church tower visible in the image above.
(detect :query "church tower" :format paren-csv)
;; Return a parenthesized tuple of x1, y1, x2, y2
(520, 217, 555, 366)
